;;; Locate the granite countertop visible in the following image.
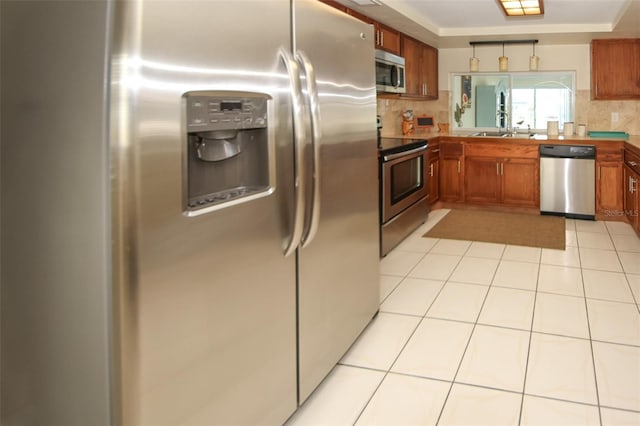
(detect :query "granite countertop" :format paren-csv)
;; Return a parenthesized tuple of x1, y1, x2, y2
(383, 130, 640, 151)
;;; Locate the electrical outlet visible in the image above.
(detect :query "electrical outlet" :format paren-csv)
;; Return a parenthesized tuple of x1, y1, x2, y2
(611, 112, 619, 123)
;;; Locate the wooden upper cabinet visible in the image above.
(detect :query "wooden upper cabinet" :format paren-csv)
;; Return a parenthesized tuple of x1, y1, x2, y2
(422, 43, 438, 99)
(401, 35, 438, 99)
(591, 39, 640, 100)
(374, 23, 401, 55)
(319, 0, 400, 54)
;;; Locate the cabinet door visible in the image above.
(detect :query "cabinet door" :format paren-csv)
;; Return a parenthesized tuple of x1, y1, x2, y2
(465, 157, 500, 204)
(440, 157, 463, 202)
(401, 36, 438, 99)
(429, 156, 439, 204)
(596, 161, 624, 215)
(591, 39, 640, 100)
(376, 23, 400, 55)
(501, 158, 539, 207)
(624, 166, 640, 230)
(401, 36, 422, 97)
(421, 43, 438, 99)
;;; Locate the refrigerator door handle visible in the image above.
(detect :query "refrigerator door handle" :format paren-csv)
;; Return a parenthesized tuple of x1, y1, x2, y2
(296, 50, 321, 248)
(280, 48, 307, 257)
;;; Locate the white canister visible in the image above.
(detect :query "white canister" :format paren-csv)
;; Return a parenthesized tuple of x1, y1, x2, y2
(563, 122, 574, 136)
(577, 124, 587, 137)
(547, 120, 559, 136)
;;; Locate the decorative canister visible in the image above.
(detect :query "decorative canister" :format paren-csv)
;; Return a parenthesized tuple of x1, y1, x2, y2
(563, 122, 574, 136)
(547, 120, 559, 136)
(577, 124, 587, 137)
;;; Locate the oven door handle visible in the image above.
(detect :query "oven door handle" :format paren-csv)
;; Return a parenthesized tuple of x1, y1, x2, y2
(383, 145, 427, 162)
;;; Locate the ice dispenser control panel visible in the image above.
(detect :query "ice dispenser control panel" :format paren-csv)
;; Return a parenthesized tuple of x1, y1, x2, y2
(186, 94, 268, 132)
(184, 91, 273, 216)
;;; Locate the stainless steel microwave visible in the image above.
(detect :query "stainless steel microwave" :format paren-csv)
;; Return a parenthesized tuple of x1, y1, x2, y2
(375, 50, 406, 94)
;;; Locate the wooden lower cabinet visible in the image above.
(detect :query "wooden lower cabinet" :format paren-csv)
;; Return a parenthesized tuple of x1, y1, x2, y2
(439, 142, 464, 202)
(465, 156, 538, 207)
(465, 157, 500, 203)
(624, 165, 639, 230)
(624, 146, 640, 234)
(502, 158, 539, 207)
(596, 156, 624, 217)
(428, 155, 440, 204)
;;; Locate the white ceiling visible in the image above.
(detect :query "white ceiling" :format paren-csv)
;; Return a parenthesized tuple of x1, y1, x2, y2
(337, 0, 640, 48)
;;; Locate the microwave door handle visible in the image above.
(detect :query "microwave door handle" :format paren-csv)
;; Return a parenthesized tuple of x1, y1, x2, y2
(296, 50, 321, 248)
(280, 48, 306, 257)
(391, 64, 399, 88)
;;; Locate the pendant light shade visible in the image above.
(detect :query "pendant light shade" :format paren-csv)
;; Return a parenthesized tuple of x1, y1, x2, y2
(529, 41, 540, 70)
(469, 45, 479, 72)
(498, 43, 508, 71)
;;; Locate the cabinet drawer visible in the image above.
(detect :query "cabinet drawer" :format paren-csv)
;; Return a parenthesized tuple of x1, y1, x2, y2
(440, 142, 463, 156)
(625, 149, 640, 174)
(465, 142, 538, 159)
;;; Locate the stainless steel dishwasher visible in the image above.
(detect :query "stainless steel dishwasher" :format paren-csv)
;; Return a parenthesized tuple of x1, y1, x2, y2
(540, 144, 596, 220)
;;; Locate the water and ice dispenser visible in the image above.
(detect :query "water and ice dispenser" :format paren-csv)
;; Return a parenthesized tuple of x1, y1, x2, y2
(184, 91, 273, 215)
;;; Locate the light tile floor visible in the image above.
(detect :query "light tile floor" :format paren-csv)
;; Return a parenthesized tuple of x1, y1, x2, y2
(288, 209, 640, 426)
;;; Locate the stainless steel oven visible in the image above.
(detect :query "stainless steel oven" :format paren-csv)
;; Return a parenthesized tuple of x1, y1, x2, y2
(381, 146, 428, 222)
(379, 138, 429, 256)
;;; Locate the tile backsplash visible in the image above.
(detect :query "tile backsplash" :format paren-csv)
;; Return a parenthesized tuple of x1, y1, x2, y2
(377, 91, 640, 136)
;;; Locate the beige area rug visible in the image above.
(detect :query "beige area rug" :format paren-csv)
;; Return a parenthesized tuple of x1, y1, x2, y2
(424, 210, 566, 250)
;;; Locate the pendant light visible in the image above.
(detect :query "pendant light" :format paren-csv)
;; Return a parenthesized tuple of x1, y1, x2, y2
(469, 44, 479, 72)
(529, 41, 540, 71)
(498, 43, 508, 72)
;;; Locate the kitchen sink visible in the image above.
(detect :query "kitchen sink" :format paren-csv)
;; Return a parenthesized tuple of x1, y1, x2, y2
(470, 131, 535, 138)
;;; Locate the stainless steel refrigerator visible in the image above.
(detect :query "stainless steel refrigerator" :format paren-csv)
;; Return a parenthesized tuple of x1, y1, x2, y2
(1, 1, 379, 425)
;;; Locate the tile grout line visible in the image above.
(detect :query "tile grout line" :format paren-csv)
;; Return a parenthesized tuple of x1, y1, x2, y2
(369, 218, 638, 425)
(433, 242, 502, 425)
(516, 239, 543, 425)
(353, 217, 452, 425)
(581, 226, 604, 426)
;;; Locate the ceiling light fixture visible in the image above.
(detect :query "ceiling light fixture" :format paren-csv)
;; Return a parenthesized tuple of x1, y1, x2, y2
(497, 0, 544, 16)
(470, 40, 539, 71)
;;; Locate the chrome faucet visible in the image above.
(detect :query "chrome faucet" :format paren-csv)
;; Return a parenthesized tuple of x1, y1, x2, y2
(496, 109, 509, 133)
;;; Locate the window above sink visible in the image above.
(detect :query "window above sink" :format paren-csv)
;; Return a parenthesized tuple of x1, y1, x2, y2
(451, 72, 576, 133)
